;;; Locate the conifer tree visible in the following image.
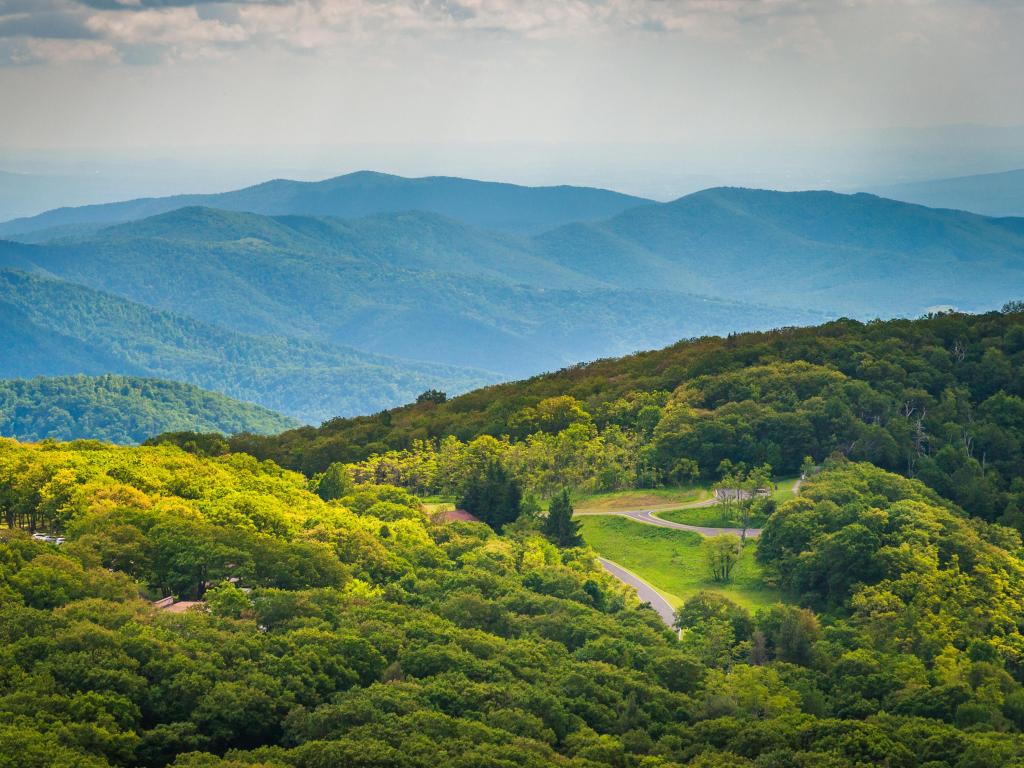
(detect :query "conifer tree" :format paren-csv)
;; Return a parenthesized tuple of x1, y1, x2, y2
(544, 488, 582, 547)
(459, 458, 522, 531)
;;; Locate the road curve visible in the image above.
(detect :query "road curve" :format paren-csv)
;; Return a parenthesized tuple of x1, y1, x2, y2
(598, 556, 677, 627)
(579, 507, 762, 539)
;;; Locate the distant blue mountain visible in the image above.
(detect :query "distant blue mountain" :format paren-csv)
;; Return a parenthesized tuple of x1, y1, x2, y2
(0, 203, 829, 380)
(535, 187, 1024, 314)
(2, 178, 1022, 423)
(0, 170, 651, 238)
(868, 168, 1024, 218)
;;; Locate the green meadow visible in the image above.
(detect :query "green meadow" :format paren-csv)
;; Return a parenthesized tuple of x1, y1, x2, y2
(579, 515, 787, 610)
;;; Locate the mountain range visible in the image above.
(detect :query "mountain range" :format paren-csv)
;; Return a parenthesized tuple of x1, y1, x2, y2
(869, 168, 1024, 218)
(0, 203, 828, 376)
(1, 170, 1022, 430)
(0, 170, 651, 239)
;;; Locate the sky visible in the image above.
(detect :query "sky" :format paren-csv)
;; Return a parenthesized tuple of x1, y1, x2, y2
(0, 0, 1023, 209)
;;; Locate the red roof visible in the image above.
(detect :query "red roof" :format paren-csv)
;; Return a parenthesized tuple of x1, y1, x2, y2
(442, 509, 480, 523)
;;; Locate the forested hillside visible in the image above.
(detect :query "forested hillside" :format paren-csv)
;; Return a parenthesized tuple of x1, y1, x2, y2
(0, 269, 496, 422)
(3, 180, 1022, 409)
(5, 439, 1024, 766)
(0, 375, 297, 444)
(0, 206, 824, 376)
(187, 306, 1024, 531)
(535, 187, 1024, 315)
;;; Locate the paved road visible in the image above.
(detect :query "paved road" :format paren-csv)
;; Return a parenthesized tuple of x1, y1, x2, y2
(577, 478, 807, 539)
(587, 481, 807, 627)
(578, 502, 762, 539)
(598, 557, 677, 627)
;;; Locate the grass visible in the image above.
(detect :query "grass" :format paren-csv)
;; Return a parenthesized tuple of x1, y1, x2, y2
(573, 486, 708, 512)
(770, 476, 802, 503)
(656, 505, 765, 529)
(579, 515, 787, 611)
(419, 495, 456, 504)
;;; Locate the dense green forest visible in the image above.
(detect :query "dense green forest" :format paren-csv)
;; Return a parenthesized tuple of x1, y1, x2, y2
(5, 438, 1024, 766)
(0, 269, 494, 422)
(0, 375, 297, 444)
(172, 307, 1024, 531)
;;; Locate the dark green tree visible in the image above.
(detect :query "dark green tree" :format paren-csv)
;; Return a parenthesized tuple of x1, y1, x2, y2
(543, 489, 582, 547)
(312, 462, 354, 501)
(458, 458, 522, 531)
(416, 389, 448, 404)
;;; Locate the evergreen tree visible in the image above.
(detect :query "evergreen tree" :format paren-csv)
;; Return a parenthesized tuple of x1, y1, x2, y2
(458, 458, 522, 531)
(543, 489, 582, 547)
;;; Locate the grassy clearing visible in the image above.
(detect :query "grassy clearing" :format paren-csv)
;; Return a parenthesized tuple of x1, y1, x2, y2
(419, 495, 456, 504)
(573, 486, 708, 512)
(579, 515, 786, 610)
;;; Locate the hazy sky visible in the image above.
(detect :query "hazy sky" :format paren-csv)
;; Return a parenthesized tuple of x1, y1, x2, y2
(1, 0, 1023, 200)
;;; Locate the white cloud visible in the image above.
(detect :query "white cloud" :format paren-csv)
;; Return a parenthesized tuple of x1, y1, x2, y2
(84, 5, 248, 47)
(0, 0, 1020, 65)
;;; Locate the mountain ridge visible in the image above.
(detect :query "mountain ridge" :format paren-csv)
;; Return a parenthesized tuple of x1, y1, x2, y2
(867, 167, 1024, 218)
(0, 373, 299, 444)
(0, 268, 499, 422)
(0, 204, 829, 376)
(0, 170, 653, 238)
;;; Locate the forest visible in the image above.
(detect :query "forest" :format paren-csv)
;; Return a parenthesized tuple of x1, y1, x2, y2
(5, 438, 1024, 767)
(163, 306, 1024, 532)
(0, 375, 297, 444)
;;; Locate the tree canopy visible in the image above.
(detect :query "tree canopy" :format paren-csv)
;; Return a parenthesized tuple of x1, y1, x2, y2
(4, 438, 1024, 766)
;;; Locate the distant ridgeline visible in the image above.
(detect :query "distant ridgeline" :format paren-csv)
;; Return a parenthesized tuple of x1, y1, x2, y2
(2, 172, 1023, 422)
(156, 306, 1024, 533)
(0, 374, 297, 444)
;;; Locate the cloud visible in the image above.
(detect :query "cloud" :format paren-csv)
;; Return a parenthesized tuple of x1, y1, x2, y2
(0, 0, 1019, 66)
(76, 0, 279, 8)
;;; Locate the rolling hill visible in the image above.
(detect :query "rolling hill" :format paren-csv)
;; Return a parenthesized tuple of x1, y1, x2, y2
(0, 207, 828, 375)
(535, 187, 1024, 315)
(0, 269, 498, 423)
(3, 186, 1022, 372)
(0, 374, 298, 444)
(868, 168, 1024, 218)
(0, 170, 652, 238)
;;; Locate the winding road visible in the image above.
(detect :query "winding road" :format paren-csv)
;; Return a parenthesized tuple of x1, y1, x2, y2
(585, 479, 803, 626)
(598, 556, 677, 627)
(578, 504, 763, 539)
